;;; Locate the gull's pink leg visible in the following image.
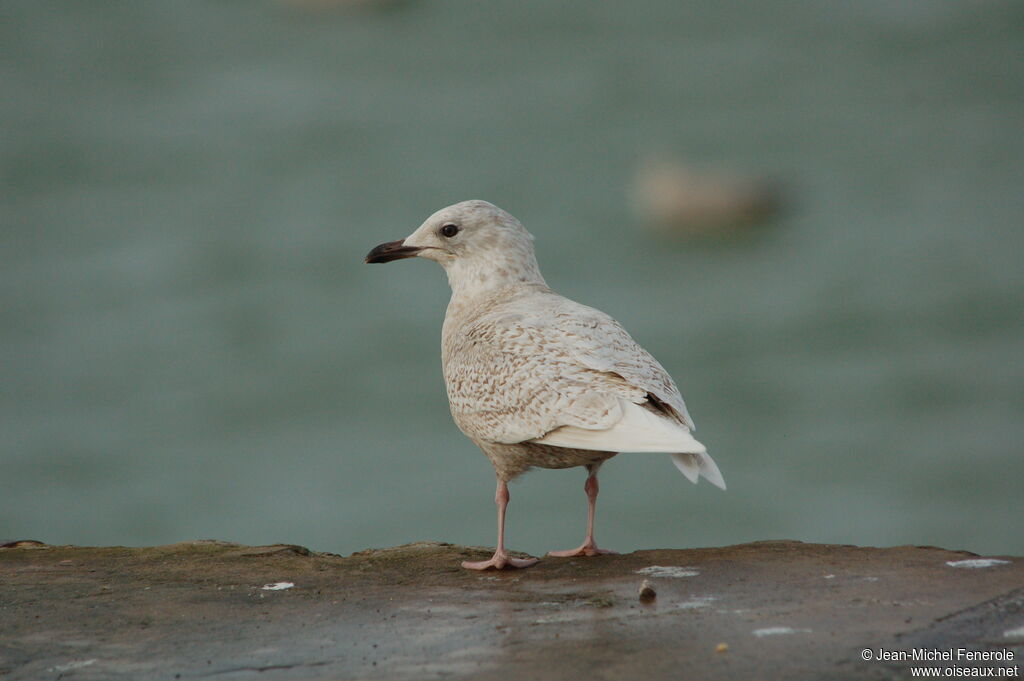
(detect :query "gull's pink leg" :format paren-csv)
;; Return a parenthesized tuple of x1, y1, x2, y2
(462, 479, 540, 570)
(548, 467, 617, 557)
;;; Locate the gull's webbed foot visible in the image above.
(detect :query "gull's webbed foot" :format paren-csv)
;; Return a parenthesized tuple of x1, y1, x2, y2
(547, 541, 617, 558)
(461, 550, 540, 570)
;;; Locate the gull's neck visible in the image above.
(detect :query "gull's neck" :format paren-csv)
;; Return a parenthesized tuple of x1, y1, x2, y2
(444, 249, 546, 298)
(442, 250, 548, 323)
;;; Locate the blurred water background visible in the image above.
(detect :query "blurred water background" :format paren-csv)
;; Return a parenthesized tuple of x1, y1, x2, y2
(2, 1, 1022, 557)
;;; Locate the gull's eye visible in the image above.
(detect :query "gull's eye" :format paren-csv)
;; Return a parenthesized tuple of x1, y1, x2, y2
(440, 223, 460, 238)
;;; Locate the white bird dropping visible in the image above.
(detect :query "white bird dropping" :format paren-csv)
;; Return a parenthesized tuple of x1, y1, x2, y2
(366, 200, 725, 570)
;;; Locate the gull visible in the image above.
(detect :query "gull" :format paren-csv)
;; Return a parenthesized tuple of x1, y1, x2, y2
(366, 200, 725, 570)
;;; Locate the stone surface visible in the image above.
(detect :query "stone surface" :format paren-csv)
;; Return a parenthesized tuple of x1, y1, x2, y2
(1, 539, 1022, 680)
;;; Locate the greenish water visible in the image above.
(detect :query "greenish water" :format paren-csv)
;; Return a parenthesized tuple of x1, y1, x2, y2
(2, 1, 1022, 557)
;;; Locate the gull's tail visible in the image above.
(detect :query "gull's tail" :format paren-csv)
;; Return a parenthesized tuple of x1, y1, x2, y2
(532, 398, 727, 490)
(672, 451, 727, 490)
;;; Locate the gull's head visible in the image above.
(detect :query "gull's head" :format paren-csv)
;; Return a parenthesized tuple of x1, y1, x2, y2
(365, 200, 545, 292)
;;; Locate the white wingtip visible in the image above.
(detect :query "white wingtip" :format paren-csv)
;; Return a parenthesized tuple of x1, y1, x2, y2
(532, 399, 708, 454)
(671, 452, 727, 490)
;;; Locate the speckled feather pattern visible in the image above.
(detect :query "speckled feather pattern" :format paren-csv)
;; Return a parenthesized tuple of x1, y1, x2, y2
(442, 284, 695, 441)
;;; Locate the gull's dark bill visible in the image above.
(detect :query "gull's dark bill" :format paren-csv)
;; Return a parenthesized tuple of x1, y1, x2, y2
(365, 240, 422, 264)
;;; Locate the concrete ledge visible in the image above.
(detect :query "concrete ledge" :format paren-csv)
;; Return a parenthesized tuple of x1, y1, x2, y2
(1, 540, 1022, 680)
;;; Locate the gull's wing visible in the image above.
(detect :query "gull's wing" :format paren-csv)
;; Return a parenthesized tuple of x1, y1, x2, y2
(443, 289, 724, 488)
(538, 301, 697, 430)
